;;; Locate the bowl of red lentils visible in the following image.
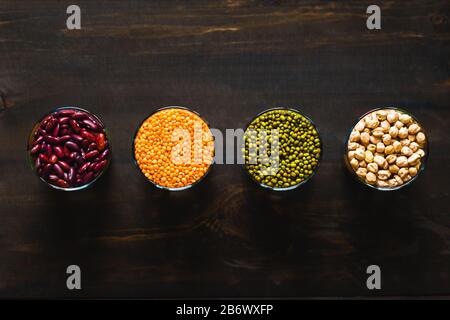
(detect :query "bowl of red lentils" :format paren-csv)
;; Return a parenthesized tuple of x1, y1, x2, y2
(133, 106, 215, 191)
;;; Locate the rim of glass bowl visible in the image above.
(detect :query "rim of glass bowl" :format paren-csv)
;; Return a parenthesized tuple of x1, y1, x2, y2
(27, 106, 112, 192)
(242, 107, 323, 191)
(344, 107, 429, 191)
(132, 106, 215, 191)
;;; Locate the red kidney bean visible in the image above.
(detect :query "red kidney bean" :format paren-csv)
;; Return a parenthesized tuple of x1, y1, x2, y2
(65, 141, 80, 151)
(40, 142, 47, 152)
(82, 119, 100, 131)
(54, 146, 64, 158)
(58, 160, 71, 172)
(33, 135, 44, 146)
(76, 156, 85, 166)
(30, 144, 41, 155)
(71, 134, 83, 142)
(42, 163, 52, 177)
(80, 129, 96, 142)
(39, 153, 49, 163)
(46, 144, 53, 157)
(87, 142, 97, 151)
(48, 174, 59, 183)
(58, 109, 75, 117)
(70, 119, 81, 133)
(59, 135, 72, 143)
(49, 154, 58, 164)
(79, 162, 90, 174)
(96, 133, 106, 150)
(52, 123, 60, 137)
(68, 167, 76, 184)
(53, 163, 65, 179)
(82, 171, 94, 184)
(63, 145, 71, 157)
(60, 128, 70, 136)
(56, 179, 70, 188)
(81, 139, 90, 149)
(59, 117, 70, 124)
(44, 135, 60, 145)
(98, 149, 110, 161)
(85, 150, 99, 160)
(45, 118, 58, 131)
(94, 160, 108, 172)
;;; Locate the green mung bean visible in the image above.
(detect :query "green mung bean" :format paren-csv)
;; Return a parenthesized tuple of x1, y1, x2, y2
(244, 109, 321, 189)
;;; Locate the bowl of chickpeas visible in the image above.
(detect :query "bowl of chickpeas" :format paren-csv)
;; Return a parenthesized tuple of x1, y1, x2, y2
(345, 107, 429, 191)
(133, 106, 215, 191)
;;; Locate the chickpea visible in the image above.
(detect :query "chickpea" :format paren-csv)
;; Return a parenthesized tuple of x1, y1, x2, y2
(399, 114, 412, 124)
(407, 153, 420, 166)
(376, 110, 388, 120)
(416, 149, 425, 158)
(386, 154, 397, 164)
(395, 121, 404, 129)
(396, 156, 408, 167)
(372, 129, 384, 138)
(389, 164, 399, 174)
(394, 175, 403, 185)
(401, 146, 413, 157)
(367, 144, 376, 153)
(380, 120, 391, 133)
(377, 180, 389, 188)
(365, 150, 374, 163)
(350, 130, 360, 142)
(392, 140, 402, 152)
(360, 132, 370, 145)
(366, 172, 377, 184)
(370, 135, 381, 144)
(416, 132, 426, 144)
(400, 139, 410, 146)
(378, 170, 391, 180)
(365, 117, 379, 129)
(376, 142, 385, 153)
(398, 127, 409, 139)
(355, 120, 366, 132)
(350, 158, 359, 170)
(403, 174, 412, 182)
(398, 167, 409, 179)
(389, 126, 398, 138)
(367, 162, 379, 173)
(348, 151, 355, 160)
(382, 134, 392, 145)
(374, 155, 386, 167)
(387, 111, 399, 124)
(347, 142, 359, 150)
(356, 168, 367, 178)
(409, 167, 418, 177)
(388, 178, 398, 187)
(409, 142, 419, 152)
(408, 134, 416, 142)
(407, 123, 420, 134)
(354, 148, 365, 160)
(384, 145, 394, 155)
(359, 161, 367, 168)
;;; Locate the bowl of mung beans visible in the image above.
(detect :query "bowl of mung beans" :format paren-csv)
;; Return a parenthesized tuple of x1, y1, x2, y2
(243, 107, 322, 191)
(133, 106, 215, 191)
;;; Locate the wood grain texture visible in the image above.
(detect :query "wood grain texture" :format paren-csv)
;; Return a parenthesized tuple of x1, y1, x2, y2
(0, 0, 449, 298)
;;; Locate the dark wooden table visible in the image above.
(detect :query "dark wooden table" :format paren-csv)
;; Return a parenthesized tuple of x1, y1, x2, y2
(0, 0, 449, 299)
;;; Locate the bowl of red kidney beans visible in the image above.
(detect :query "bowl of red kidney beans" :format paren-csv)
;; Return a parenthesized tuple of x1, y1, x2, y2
(27, 106, 111, 191)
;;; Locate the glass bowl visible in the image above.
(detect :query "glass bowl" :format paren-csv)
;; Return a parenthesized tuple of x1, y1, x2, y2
(344, 107, 429, 191)
(27, 106, 112, 191)
(243, 107, 323, 191)
(132, 106, 214, 191)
